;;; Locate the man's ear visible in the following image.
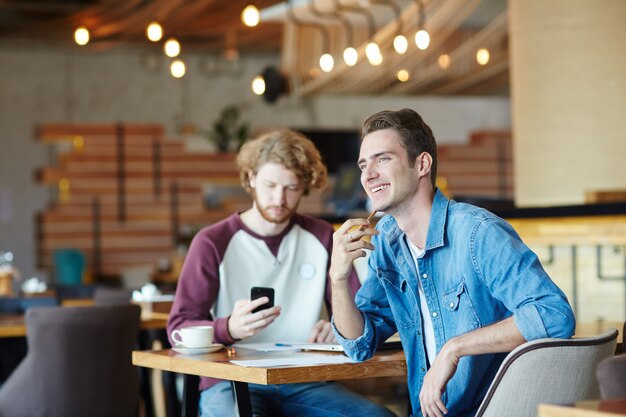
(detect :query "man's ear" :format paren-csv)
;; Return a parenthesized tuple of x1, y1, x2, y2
(248, 171, 257, 189)
(417, 152, 432, 177)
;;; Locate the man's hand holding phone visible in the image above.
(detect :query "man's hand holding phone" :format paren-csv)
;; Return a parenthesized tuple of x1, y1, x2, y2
(227, 287, 281, 341)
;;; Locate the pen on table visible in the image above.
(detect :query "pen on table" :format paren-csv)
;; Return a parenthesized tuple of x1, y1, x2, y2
(275, 343, 292, 347)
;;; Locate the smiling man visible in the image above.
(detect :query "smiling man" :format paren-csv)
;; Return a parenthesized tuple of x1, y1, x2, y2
(168, 130, 395, 417)
(329, 109, 575, 417)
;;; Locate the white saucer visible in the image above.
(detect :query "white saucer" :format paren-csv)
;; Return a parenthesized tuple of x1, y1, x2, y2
(173, 343, 224, 355)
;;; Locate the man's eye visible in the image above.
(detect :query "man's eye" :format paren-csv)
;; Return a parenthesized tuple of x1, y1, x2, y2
(358, 164, 366, 171)
(379, 156, 390, 163)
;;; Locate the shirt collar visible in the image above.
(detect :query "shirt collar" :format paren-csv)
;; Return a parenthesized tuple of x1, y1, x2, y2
(379, 188, 449, 251)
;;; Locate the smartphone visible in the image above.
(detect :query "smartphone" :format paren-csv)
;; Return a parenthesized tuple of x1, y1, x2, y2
(251, 286, 275, 313)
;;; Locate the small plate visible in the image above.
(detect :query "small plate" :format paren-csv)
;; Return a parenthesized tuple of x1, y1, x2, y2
(173, 343, 224, 355)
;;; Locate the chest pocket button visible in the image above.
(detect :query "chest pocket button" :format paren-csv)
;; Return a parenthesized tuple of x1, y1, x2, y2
(442, 281, 465, 312)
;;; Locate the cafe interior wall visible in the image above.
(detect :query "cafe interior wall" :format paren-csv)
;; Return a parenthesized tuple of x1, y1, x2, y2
(0, 44, 511, 281)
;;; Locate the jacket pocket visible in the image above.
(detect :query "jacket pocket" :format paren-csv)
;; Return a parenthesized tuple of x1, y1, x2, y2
(442, 279, 481, 333)
(378, 268, 418, 328)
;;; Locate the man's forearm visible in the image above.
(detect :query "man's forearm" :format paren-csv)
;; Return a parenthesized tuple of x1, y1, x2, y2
(332, 280, 365, 340)
(445, 316, 526, 358)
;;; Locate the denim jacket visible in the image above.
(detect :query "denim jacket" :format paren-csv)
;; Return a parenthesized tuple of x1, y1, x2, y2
(334, 189, 575, 417)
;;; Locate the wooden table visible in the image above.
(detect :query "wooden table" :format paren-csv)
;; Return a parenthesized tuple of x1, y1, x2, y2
(132, 346, 408, 417)
(539, 400, 626, 416)
(0, 311, 167, 338)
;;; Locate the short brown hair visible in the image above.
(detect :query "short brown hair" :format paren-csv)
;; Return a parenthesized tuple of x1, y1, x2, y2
(362, 109, 438, 187)
(237, 130, 328, 195)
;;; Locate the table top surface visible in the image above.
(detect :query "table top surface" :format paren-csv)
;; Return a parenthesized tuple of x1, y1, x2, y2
(539, 400, 626, 417)
(132, 347, 407, 385)
(0, 308, 167, 338)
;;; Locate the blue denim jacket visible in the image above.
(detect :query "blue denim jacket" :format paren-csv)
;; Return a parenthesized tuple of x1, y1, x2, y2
(334, 190, 575, 417)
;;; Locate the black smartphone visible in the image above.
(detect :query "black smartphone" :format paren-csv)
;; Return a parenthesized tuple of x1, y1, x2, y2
(251, 286, 275, 313)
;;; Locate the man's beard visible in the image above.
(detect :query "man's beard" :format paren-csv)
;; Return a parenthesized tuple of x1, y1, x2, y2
(253, 193, 298, 224)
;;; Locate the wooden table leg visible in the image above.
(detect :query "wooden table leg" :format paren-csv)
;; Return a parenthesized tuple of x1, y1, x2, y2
(232, 381, 253, 417)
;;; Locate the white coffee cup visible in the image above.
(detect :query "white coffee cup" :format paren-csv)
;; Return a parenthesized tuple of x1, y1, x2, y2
(171, 325, 214, 348)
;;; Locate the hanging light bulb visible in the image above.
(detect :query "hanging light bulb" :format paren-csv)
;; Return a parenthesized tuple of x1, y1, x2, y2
(146, 21, 163, 42)
(170, 59, 186, 78)
(365, 42, 382, 65)
(397, 69, 410, 82)
(393, 34, 408, 55)
(164, 38, 181, 58)
(241, 5, 260, 27)
(319, 53, 334, 73)
(438, 54, 451, 70)
(415, 29, 430, 50)
(251, 75, 265, 95)
(343, 47, 358, 67)
(74, 26, 89, 46)
(476, 48, 490, 65)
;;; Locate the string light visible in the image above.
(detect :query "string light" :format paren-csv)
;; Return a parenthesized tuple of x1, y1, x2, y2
(438, 54, 451, 70)
(74, 26, 89, 46)
(343, 47, 358, 67)
(164, 38, 181, 58)
(319, 53, 334, 72)
(251, 75, 265, 95)
(476, 48, 490, 65)
(170, 59, 186, 78)
(146, 22, 163, 42)
(393, 34, 408, 54)
(415, 29, 430, 50)
(241, 5, 260, 27)
(366, 42, 382, 66)
(397, 69, 410, 82)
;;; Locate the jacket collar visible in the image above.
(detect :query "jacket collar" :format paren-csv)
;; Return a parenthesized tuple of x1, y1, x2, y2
(378, 188, 449, 251)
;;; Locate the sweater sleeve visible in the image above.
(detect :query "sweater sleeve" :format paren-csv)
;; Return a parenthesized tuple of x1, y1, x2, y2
(166, 225, 237, 346)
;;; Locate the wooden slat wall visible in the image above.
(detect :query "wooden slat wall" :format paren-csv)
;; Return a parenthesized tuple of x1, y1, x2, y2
(437, 130, 513, 199)
(37, 123, 238, 282)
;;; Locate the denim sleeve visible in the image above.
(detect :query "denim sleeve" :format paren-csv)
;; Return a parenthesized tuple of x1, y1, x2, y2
(471, 217, 576, 341)
(332, 249, 398, 361)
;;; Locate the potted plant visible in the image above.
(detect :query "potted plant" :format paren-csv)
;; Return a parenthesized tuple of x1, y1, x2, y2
(206, 105, 249, 152)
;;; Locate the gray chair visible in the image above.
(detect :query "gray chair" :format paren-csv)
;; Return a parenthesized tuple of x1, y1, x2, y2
(93, 286, 133, 305)
(596, 353, 626, 399)
(0, 304, 141, 417)
(475, 328, 618, 417)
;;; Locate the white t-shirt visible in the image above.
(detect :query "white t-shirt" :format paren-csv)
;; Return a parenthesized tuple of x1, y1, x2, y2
(407, 238, 437, 367)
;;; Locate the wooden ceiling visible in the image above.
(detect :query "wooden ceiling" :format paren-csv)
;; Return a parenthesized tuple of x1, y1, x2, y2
(0, 0, 509, 96)
(0, 0, 284, 52)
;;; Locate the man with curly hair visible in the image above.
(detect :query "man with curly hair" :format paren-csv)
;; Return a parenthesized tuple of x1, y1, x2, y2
(168, 130, 395, 417)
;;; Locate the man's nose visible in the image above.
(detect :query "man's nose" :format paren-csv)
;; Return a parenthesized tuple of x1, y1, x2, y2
(274, 187, 287, 204)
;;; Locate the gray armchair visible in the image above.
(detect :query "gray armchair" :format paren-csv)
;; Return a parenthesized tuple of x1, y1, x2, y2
(475, 328, 618, 417)
(0, 304, 141, 417)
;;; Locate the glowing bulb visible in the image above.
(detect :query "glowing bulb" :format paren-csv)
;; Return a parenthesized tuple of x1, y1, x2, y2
(74, 26, 89, 46)
(397, 69, 410, 82)
(241, 5, 260, 27)
(170, 59, 186, 78)
(415, 29, 430, 50)
(164, 38, 181, 58)
(438, 54, 451, 70)
(393, 34, 408, 54)
(72, 135, 84, 151)
(252, 76, 265, 95)
(343, 47, 358, 66)
(58, 178, 70, 192)
(147, 22, 163, 42)
(476, 48, 490, 65)
(369, 53, 383, 66)
(319, 53, 334, 72)
(366, 42, 383, 65)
